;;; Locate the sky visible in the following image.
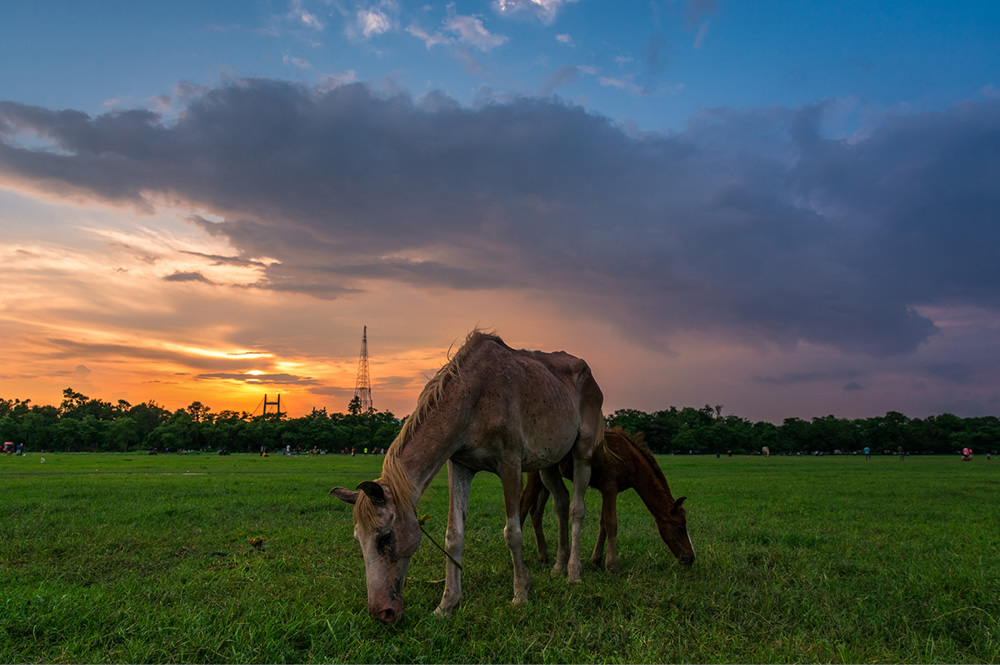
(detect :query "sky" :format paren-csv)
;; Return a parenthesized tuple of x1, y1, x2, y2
(1, 1, 999, 423)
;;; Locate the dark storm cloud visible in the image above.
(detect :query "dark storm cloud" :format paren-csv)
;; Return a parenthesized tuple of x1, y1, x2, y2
(753, 369, 863, 386)
(2, 81, 999, 356)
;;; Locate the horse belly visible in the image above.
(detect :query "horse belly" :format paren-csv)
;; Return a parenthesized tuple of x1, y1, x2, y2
(519, 423, 581, 472)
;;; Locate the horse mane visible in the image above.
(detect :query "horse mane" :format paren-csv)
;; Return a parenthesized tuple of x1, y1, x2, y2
(356, 329, 496, 528)
(396, 328, 496, 445)
(607, 425, 674, 499)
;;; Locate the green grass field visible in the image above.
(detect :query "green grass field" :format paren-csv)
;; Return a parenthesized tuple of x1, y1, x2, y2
(1, 451, 998, 663)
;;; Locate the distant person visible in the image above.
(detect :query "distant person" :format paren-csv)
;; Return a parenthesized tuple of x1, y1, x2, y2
(898, 446, 905, 461)
(962, 447, 973, 462)
(864, 446, 871, 461)
(762, 446, 770, 458)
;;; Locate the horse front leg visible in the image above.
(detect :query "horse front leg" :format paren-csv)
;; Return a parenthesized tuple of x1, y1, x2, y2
(500, 461, 531, 605)
(567, 453, 592, 582)
(436, 460, 473, 617)
(601, 488, 619, 572)
(590, 490, 608, 567)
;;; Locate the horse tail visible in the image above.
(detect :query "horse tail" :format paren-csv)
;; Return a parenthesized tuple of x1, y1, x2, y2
(594, 415, 622, 464)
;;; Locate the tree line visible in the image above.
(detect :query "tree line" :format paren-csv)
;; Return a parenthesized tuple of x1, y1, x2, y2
(605, 405, 999, 456)
(1, 389, 997, 455)
(0, 389, 401, 454)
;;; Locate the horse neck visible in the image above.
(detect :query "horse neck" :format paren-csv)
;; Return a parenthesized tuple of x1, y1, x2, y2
(390, 399, 467, 503)
(627, 451, 677, 526)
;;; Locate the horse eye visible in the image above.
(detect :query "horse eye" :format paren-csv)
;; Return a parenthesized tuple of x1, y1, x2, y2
(375, 532, 395, 555)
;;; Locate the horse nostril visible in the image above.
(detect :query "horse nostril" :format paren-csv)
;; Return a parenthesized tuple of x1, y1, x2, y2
(378, 607, 398, 623)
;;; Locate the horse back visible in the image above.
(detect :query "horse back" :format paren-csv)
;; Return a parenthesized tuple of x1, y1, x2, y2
(454, 337, 603, 471)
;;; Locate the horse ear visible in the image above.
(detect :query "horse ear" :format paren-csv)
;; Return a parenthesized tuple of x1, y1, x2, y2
(330, 487, 359, 504)
(672, 496, 687, 513)
(356, 480, 387, 505)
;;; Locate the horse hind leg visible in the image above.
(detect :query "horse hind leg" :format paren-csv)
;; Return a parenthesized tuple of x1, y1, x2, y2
(519, 471, 551, 563)
(531, 487, 551, 563)
(500, 461, 531, 605)
(540, 465, 570, 576)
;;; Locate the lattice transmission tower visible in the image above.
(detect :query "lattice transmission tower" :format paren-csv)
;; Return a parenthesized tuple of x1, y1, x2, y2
(353, 325, 373, 412)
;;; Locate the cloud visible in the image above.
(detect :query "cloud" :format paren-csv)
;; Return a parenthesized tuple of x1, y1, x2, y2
(693, 21, 710, 48)
(555, 33, 573, 46)
(598, 75, 645, 95)
(195, 371, 321, 386)
(493, 0, 577, 26)
(443, 14, 507, 51)
(356, 8, 393, 38)
(407, 12, 507, 52)
(283, 54, 312, 70)
(289, 0, 323, 30)
(318, 70, 357, 91)
(163, 271, 214, 284)
(1, 81, 998, 360)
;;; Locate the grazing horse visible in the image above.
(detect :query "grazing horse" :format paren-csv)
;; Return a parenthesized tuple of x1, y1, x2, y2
(520, 427, 694, 571)
(331, 330, 604, 623)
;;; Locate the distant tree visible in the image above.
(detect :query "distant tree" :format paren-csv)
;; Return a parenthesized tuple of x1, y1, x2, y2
(186, 401, 213, 424)
(108, 417, 139, 452)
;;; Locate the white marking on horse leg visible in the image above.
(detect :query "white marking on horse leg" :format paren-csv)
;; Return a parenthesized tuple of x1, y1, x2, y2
(437, 460, 472, 617)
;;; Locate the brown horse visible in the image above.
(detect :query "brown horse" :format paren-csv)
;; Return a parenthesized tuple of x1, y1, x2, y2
(520, 427, 694, 571)
(332, 330, 605, 623)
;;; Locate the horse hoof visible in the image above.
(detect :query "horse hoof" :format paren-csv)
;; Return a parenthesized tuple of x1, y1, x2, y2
(434, 606, 454, 618)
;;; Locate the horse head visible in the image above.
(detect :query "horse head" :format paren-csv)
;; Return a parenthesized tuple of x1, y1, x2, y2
(331, 480, 422, 623)
(658, 496, 695, 566)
